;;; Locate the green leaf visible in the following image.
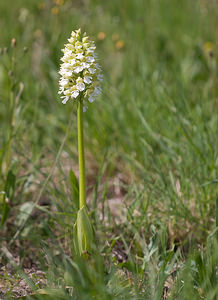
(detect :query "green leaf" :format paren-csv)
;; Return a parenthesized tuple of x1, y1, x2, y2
(5, 169, 16, 200)
(0, 169, 16, 226)
(35, 288, 69, 299)
(73, 220, 79, 256)
(16, 201, 35, 227)
(76, 206, 95, 256)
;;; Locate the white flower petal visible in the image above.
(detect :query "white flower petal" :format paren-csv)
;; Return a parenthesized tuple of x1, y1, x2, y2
(94, 87, 102, 95)
(76, 53, 84, 60)
(77, 82, 85, 91)
(88, 95, 95, 103)
(75, 45, 82, 49)
(71, 90, 79, 98)
(88, 68, 96, 74)
(84, 76, 92, 84)
(61, 96, 69, 104)
(86, 56, 95, 63)
(74, 66, 84, 73)
(98, 74, 103, 82)
(59, 29, 102, 105)
(82, 62, 90, 69)
(69, 59, 76, 65)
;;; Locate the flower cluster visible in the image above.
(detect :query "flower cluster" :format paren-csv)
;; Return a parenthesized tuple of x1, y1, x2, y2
(59, 29, 102, 107)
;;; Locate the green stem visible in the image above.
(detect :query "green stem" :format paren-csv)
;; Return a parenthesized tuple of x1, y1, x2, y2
(77, 97, 86, 209)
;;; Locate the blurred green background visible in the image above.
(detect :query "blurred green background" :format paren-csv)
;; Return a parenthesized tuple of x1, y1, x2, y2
(0, 0, 217, 299)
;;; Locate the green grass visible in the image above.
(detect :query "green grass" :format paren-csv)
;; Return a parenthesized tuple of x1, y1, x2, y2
(0, 0, 217, 299)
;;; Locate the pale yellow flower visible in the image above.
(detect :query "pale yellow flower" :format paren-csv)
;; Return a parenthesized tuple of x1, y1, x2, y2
(59, 29, 102, 106)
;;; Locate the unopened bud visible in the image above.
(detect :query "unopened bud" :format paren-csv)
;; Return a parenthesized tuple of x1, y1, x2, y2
(4, 47, 8, 54)
(23, 47, 28, 53)
(11, 38, 16, 48)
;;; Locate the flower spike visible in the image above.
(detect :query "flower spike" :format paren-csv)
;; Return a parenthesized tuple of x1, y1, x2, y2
(59, 29, 102, 106)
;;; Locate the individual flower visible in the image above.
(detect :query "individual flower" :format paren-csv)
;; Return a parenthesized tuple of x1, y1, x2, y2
(59, 29, 102, 106)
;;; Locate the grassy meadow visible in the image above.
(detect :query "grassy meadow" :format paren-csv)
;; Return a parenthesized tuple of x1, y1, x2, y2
(0, 0, 218, 298)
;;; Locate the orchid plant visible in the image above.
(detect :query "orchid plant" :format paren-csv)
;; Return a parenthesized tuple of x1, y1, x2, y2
(59, 29, 102, 256)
